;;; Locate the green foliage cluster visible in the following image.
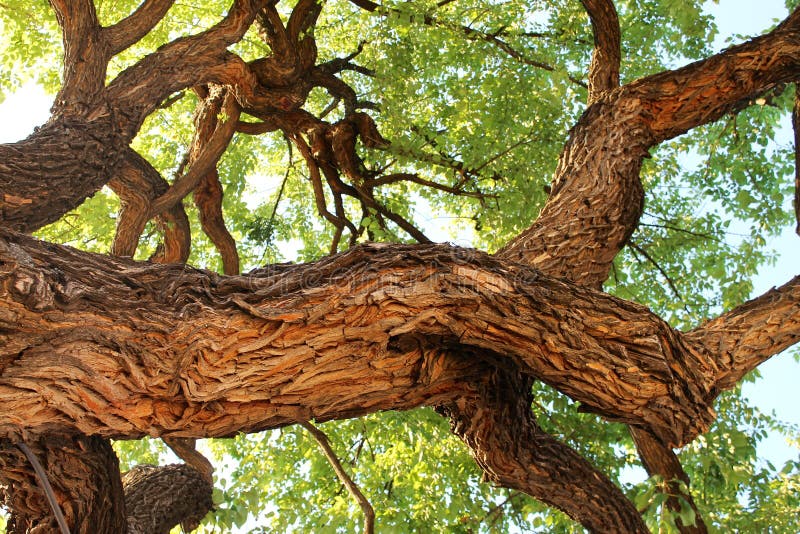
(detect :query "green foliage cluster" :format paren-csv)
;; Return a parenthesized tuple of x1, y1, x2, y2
(1, 0, 799, 531)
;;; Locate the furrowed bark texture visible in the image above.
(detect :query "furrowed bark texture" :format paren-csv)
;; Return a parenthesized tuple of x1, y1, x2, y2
(1, 2, 800, 533)
(0, 435, 125, 533)
(2, 231, 797, 447)
(440, 367, 649, 533)
(123, 464, 213, 534)
(0, 0, 263, 233)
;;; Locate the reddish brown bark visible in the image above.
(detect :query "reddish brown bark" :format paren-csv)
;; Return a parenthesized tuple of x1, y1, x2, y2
(1, 1, 800, 532)
(0, 435, 125, 533)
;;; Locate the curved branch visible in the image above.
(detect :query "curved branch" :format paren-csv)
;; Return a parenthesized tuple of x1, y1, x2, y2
(580, 0, 620, 102)
(440, 367, 649, 533)
(103, 0, 176, 56)
(150, 91, 240, 216)
(104, 0, 263, 133)
(500, 6, 800, 287)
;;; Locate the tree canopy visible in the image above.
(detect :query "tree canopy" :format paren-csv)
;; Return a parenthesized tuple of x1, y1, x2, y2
(0, 0, 799, 532)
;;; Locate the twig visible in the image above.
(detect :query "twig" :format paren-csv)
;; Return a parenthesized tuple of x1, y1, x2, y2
(628, 241, 691, 315)
(300, 421, 375, 534)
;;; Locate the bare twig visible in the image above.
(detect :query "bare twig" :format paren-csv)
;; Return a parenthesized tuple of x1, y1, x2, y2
(629, 241, 691, 315)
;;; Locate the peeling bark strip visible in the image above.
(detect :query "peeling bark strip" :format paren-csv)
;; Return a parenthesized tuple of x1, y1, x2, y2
(1, 231, 797, 447)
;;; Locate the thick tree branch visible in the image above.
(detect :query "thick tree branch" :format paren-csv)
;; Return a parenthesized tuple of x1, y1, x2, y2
(0, 118, 125, 233)
(103, 0, 176, 56)
(49, 0, 106, 110)
(580, 0, 620, 102)
(685, 275, 800, 391)
(440, 367, 649, 533)
(4, 234, 782, 447)
(105, 0, 264, 134)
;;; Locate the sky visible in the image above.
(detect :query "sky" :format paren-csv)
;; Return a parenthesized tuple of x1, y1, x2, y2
(702, 0, 800, 467)
(0, 0, 797, 500)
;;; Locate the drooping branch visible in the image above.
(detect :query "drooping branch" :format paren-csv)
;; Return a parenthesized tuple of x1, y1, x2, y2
(149, 89, 240, 216)
(300, 421, 375, 534)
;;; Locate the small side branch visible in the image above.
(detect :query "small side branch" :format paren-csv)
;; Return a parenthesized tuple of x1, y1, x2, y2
(300, 421, 375, 534)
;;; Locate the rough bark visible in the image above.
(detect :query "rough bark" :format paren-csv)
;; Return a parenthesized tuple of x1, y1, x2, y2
(2, 231, 797, 447)
(440, 366, 649, 533)
(1, 2, 800, 532)
(0, 435, 125, 533)
(500, 8, 800, 287)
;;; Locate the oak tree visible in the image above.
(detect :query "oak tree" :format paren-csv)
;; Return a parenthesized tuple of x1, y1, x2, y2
(0, 0, 799, 532)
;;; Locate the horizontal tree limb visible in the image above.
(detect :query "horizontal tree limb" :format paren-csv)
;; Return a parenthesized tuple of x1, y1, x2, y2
(2, 231, 796, 447)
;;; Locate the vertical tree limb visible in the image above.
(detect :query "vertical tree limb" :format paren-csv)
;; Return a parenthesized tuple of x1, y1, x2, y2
(580, 0, 621, 102)
(629, 427, 707, 533)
